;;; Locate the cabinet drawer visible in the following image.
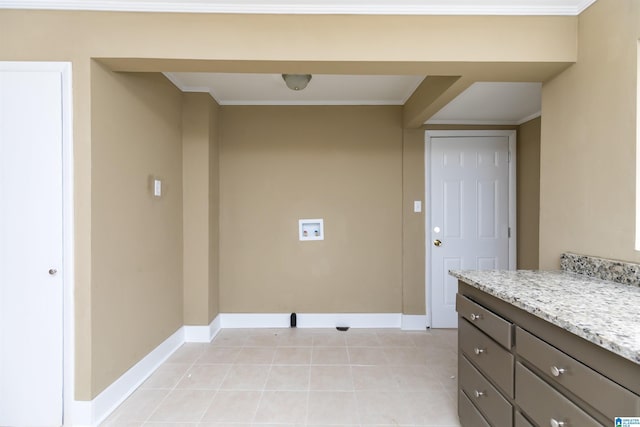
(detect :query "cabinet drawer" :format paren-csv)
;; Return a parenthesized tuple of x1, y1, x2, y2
(459, 355, 512, 427)
(459, 389, 491, 427)
(515, 363, 602, 427)
(517, 327, 640, 420)
(515, 411, 534, 427)
(460, 318, 514, 397)
(457, 294, 514, 349)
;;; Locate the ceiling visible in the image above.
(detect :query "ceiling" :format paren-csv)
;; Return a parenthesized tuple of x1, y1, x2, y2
(166, 73, 425, 106)
(427, 82, 542, 125)
(166, 73, 542, 125)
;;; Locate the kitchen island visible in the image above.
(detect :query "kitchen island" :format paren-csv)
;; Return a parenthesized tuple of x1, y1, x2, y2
(451, 253, 640, 427)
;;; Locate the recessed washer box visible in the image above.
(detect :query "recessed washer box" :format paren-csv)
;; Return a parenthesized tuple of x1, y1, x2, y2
(299, 218, 324, 241)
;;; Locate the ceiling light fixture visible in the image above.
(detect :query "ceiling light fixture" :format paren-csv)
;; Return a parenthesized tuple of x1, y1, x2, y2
(282, 74, 312, 91)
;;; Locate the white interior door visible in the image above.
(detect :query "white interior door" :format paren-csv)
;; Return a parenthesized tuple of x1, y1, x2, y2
(0, 69, 64, 425)
(428, 132, 514, 328)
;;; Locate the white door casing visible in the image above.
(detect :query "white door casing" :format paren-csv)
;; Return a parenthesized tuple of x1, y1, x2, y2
(0, 63, 73, 426)
(426, 131, 516, 328)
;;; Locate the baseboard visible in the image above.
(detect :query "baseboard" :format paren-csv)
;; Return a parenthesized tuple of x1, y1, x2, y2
(71, 327, 184, 427)
(298, 313, 402, 328)
(401, 314, 428, 331)
(219, 312, 403, 329)
(219, 313, 289, 328)
(184, 314, 222, 343)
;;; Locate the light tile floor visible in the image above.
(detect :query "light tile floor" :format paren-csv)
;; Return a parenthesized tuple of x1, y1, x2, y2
(102, 328, 461, 427)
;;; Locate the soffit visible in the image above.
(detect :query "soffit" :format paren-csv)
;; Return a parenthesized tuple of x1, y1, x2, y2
(426, 82, 542, 125)
(165, 73, 424, 105)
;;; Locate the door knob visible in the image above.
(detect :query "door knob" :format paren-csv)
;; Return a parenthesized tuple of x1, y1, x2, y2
(433, 239, 442, 247)
(48, 268, 57, 276)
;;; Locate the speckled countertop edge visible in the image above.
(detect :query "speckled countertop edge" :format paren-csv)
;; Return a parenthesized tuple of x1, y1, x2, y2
(450, 269, 640, 365)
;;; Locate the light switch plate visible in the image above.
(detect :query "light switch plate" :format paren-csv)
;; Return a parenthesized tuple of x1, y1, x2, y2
(413, 200, 422, 213)
(154, 179, 162, 197)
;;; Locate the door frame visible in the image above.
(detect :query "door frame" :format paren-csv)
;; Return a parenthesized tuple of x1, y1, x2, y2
(1, 61, 74, 424)
(424, 130, 516, 328)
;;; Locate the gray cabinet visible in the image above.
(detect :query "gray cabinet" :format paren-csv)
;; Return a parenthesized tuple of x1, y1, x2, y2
(456, 281, 640, 427)
(514, 411, 534, 427)
(459, 389, 491, 427)
(459, 355, 512, 426)
(515, 362, 601, 427)
(516, 327, 640, 421)
(457, 293, 515, 426)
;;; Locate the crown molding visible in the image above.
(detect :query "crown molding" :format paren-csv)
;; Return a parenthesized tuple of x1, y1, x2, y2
(0, 0, 598, 15)
(516, 111, 542, 125)
(426, 119, 521, 126)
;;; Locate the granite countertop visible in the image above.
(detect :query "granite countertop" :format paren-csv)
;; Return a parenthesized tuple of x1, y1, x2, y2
(449, 269, 640, 365)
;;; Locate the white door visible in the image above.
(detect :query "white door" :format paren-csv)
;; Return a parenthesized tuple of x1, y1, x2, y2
(0, 70, 64, 425)
(428, 132, 514, 328)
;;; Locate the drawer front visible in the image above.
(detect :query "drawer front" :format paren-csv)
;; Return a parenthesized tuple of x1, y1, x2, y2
(459, 318, 514, 397)
(517, 327, 640, 419)
(457, 294, 514, 349)
(459, 355, 512, 427)
(459, 389, 491, 427)
(514, 411, 534, 427)
(515, 363, 602, 427)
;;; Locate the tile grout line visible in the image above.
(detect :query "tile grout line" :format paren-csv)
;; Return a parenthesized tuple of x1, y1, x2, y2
(346, 344, 364, 427)
(141, 344, 203, 426)
(250, 346, 275, 425)
(304, 358, 312, 426)
(188, 343, 221, 425)
(195, 344, 232, 424)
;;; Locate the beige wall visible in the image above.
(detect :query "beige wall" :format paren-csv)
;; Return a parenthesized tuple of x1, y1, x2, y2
(402, 129, 427, 314)
(517, 117, 541, 269)
(208, 96, 221, 322)
(219, 106, 403, 313)
(4, 3, 635, 404)
(90, 64, 183, 398)
(0, 8, 582, 401)
(182, 93, 220, 325)
(539, 0, 640, 268)
(216, 117, 541, 318)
